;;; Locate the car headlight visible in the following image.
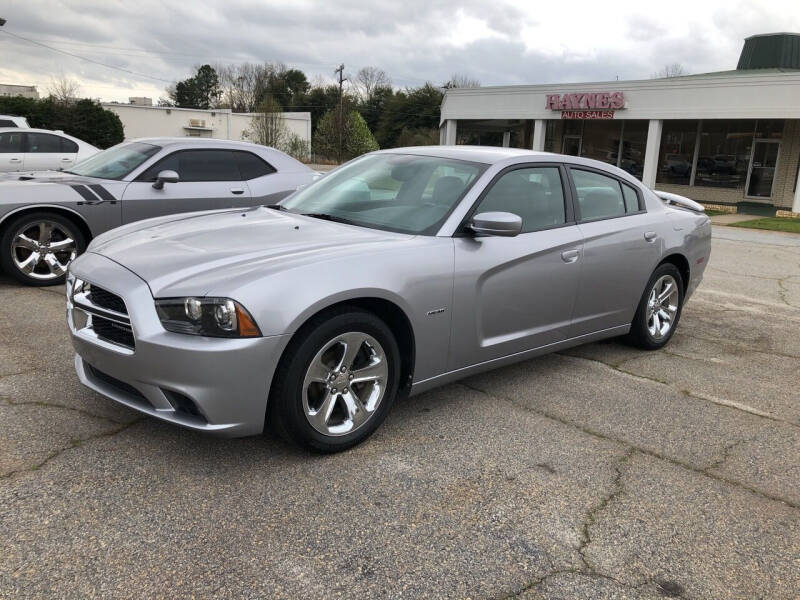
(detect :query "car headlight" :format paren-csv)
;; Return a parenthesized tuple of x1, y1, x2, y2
(155, 297, 261, 338)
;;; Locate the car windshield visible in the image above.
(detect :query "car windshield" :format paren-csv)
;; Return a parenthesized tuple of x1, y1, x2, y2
(66, 142, 161, 180)
(280, 153, 486, 235)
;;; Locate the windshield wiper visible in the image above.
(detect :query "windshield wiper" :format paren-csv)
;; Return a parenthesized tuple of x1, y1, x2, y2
(266, 204, 290, 212)
(302, 212, 360, 226)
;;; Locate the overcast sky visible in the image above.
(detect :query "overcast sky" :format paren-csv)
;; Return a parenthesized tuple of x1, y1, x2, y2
(1, 0, 799, 103)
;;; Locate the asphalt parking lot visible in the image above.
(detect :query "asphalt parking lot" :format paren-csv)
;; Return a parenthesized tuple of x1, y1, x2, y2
(1, 225, 798, 599)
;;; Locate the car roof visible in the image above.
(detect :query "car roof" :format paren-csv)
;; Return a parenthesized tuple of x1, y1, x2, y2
(377, 145, 550, 165)
(0, 126, 86, 141)
(129, 137, 278, 151)
(123, 137, 313, 173)
(376, 145, 645, 185)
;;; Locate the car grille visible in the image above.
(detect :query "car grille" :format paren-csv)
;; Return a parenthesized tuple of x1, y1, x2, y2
(91, 316, 135, 349)
(72, 283, 135, 351)
(87, 286, 127, 314)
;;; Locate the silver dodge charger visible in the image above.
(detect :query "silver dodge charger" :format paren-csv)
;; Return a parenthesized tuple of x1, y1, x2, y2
(67, 146, 711, 452)
(0, 137, 316, 286)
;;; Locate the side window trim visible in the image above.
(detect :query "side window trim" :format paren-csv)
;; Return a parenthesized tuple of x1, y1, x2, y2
(565, 164, 647, 224)
(455, 162, 576, 237)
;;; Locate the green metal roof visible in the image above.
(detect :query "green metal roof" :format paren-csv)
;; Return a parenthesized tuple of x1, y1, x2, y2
(737, 33, 800, 70)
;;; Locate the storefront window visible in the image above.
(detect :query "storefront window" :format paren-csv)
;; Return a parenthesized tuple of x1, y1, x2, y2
(544, 120, 558, 153)
(456, 120, 529, 148)
(754, 119, 784, 139)
(656, 120, 698, 185)
(579, 120, 620, 167)
(557, 119, 648, 179)
(695, 120, 756, 189)
(618, 120, 647, 180)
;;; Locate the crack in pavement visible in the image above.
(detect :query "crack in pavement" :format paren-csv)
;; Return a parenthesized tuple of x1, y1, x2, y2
(577, 447, 636, 575)
(705, 437, 752, 473)
(0, 418, 143, 481)
(459, 381, 799, 510)
(560, 352, 800, 430)
(0, 368, 128, 425)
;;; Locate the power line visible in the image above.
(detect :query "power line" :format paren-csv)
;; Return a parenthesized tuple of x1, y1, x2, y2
(0, 28, 174, 83)
(3, 33, 438, 86)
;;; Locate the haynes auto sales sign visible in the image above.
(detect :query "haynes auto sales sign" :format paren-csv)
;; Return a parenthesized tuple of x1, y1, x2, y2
(546, 92, 625, 119)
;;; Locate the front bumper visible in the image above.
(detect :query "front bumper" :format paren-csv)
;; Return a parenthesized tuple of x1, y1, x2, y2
(68, 252, 290, 437)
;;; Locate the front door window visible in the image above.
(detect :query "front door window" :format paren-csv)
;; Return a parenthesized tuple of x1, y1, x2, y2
(746, 140, 780, 198)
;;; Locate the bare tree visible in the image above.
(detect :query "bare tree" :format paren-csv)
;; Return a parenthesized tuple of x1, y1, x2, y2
(354, 66, 391, 102)
(244, 94, 288, 148)
(443, 73, 481, 89)
(218, 63, 268, 112)
(651, 63, 688, 79)
(47, 74, 81, 103)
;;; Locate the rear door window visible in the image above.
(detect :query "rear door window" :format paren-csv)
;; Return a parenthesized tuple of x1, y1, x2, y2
(571, 169, 627, 221)
(61, 138, 79, 153)
(25, 133, 63, 153)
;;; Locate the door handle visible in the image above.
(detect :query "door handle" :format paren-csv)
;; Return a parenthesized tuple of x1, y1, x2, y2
(644, 231, 657, 242)
(561, 249, 580, 263)
(9, 158, 21, 163)
(230, 188, 245, 195)
(61, 157, 73, 162)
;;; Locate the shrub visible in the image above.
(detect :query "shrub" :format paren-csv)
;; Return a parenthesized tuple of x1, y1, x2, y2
(0, 96, 124, 148)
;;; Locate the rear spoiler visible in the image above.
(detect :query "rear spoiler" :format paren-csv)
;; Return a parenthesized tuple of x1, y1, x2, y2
(654, 190, 705, 214)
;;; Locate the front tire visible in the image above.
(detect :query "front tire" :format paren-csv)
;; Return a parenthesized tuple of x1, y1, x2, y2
(626, 263, 684, 350)
(0, 212, 85, 286)
(269, 307, 401, 453)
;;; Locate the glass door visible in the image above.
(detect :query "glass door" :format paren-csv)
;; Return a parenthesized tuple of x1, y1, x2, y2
(746, 140, 780, 199)
(562, 134, 581, 156)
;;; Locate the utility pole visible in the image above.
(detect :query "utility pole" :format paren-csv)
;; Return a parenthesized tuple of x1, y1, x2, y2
(334, 64, 347, 163)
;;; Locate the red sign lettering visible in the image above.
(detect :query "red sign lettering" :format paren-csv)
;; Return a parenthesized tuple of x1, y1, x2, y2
(546, 92, 625, 111)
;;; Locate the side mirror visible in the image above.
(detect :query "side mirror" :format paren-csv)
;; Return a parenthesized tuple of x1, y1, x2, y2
(152, 170, 179, 190)
(469, 212, 522, 237)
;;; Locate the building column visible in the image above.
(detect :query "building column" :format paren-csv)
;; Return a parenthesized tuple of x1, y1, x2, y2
(532, 119, 545, 151)
(642, 119, 663, 188)
(793, 162, 800, 213)
(441, 119, 457, 145)
(502, 131, 511, 147)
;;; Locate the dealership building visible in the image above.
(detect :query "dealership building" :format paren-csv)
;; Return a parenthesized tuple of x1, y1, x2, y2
(440, 33, 800, 213)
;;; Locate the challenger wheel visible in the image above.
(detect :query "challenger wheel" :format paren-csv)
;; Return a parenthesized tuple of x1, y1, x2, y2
(269, 307, 401, 452)
(626, 263, 684, 350)
(0, 212, 85, 286)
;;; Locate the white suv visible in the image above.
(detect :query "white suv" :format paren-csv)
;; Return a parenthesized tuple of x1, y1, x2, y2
(0, 115, 29, 128)
(0, 128, 99, 172)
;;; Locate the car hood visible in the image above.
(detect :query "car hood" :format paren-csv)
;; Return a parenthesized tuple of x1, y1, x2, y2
(87, 206, 413, 297)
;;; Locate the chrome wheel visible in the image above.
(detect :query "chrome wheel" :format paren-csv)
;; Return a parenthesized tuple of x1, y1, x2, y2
(646, 274, 679, 340)
(302, 331, 389, 437)
(11, 220, 77, 281)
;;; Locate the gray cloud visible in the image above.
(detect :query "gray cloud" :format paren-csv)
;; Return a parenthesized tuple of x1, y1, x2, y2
(0, 0, 798, 102)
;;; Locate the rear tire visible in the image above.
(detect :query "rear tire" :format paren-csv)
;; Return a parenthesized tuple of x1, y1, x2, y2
(0, 212, 85, 286)
(268, 307, 401, 453)
(626, 263, 684, 350)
